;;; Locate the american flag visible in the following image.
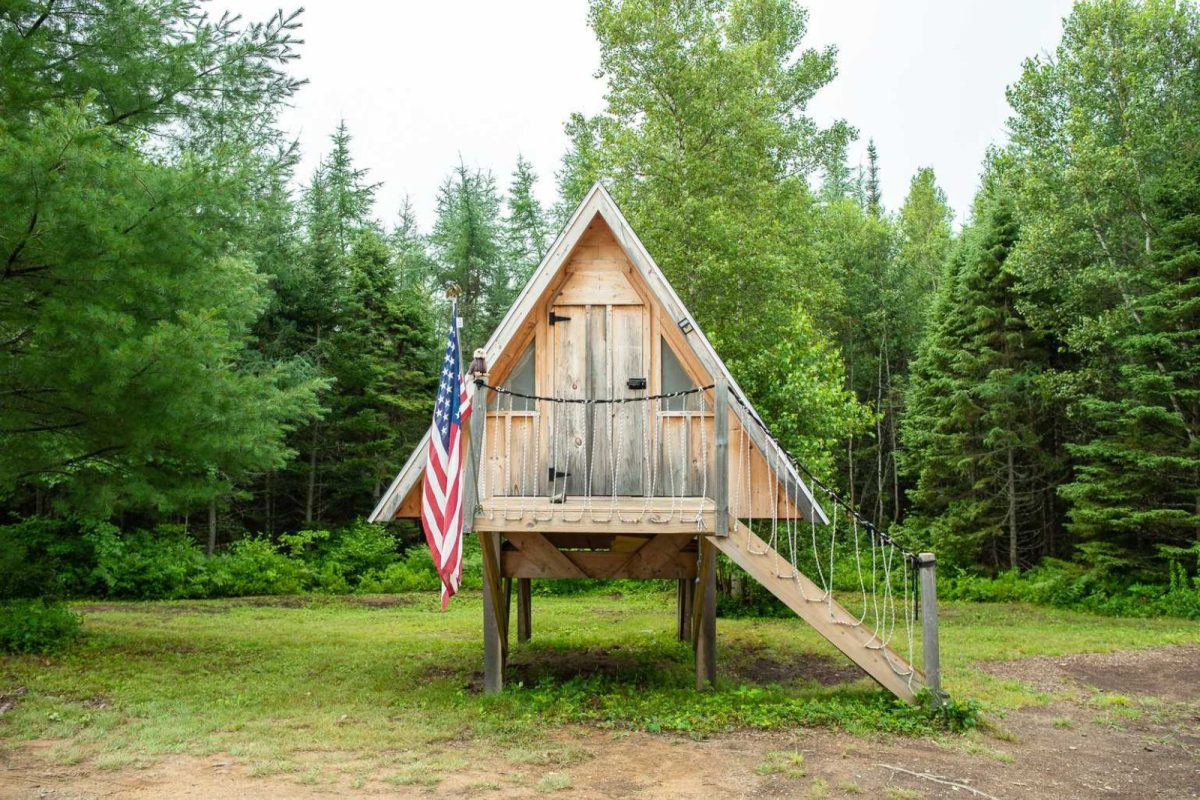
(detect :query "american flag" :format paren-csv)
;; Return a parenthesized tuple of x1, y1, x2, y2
(421, 304, 472, 609)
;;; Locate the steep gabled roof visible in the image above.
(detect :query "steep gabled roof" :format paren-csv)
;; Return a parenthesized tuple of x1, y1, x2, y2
(369, 182, 828, 525)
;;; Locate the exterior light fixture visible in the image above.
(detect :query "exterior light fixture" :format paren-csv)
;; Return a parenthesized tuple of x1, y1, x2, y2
(677, 317, 694, 335)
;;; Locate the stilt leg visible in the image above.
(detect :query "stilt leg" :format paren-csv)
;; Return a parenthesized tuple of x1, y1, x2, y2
(677, 577, 694, 641)
(693, 536, 717, 689)
(517, 578, 532, 643)
(480, 532, 505, 694)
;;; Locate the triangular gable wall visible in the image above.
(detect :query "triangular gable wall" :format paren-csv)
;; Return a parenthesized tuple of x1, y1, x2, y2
(369, 183, 827, 526)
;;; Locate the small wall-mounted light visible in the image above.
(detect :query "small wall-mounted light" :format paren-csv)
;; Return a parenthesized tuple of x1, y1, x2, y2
(677, 317, 694, 335)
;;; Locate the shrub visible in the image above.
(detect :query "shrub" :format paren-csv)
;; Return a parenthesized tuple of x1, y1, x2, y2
(208, 536, 310, 596)
(88, 524, 209, 599)
(0, 517, 100, 599)
(0, 599, 81, 654)
(357, 547, 441, 593)
(313, 521, 399, 591)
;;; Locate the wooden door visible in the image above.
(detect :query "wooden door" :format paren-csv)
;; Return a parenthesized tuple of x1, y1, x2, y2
(549, 304, 647, 498)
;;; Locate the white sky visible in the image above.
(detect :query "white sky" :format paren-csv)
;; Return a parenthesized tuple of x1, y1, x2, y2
(219, 0, 1074, 229)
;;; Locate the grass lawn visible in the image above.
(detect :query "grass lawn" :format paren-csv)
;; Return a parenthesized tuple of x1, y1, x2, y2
(1, 591, 1198, 779)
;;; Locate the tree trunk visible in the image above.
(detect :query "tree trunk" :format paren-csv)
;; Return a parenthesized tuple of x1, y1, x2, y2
(1007, 447, 1018, 571)
(207, 497, 218, 556)
(305, 323, 322, 526)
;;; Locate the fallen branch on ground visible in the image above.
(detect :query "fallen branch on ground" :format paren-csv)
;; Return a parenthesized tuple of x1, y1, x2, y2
(877, 764, 1000, 799)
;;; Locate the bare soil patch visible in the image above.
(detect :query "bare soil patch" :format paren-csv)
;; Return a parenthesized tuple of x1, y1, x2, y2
(3, 646, 1198, 799)
(979, 644, 1200, 701)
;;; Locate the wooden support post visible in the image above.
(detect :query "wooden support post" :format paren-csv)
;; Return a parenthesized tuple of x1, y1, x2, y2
(693, 537, 717, 689)
(481, 531, 505, 693)
(462, 374, 485, 537)
(464, 374, 506, 692)
(676, 578, 694, 641)
(713, 379, 729, 537)
(504, 577, 513, 635)
(517, 578, 531, 643)
(917, 552, 943, 705)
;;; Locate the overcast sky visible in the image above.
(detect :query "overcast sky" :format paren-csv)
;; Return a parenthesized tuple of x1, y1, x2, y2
(220, 0, 1075, 229)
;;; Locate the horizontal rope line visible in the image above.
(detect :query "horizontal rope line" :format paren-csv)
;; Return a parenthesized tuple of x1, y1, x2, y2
(481, 382, 714, 404)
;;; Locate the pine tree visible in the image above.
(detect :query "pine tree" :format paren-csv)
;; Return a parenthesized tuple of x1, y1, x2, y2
(894, 167, 954, 311)
(1060, 154, 1200, 556)
(431, 160, 505, 348)
(865, 139, 883, 217)
(504, 155, 550, 284)
(903, 183, 1061, 569)
(391, 196, 435, 291)
(554, 113, 604, 224)
(320, 230, 438, 515)
(0, 2, 321, 517)
(290, 123, 379, 526)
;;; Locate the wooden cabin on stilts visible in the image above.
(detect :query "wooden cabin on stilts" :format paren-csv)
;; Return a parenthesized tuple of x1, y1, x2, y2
(370, 183, 936, 704)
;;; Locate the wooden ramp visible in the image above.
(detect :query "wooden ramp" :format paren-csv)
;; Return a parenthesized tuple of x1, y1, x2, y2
(708, 520, 923, 703)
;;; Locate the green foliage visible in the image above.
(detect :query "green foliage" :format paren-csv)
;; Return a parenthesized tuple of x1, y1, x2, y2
(504, 155, 551, 283)
(902, 177, 1061, 570)
(88, 525, 210, 600)
(940, 542, 1200, 619)
(208, 537, 308, 597)
(998, 0, 1200, 567)
(917, 690, 981, 733)
(0, 599, 81, 655)
(0, 518, 98, 599)
(432, 161, 507, 347)
(0, 3, 322, 516)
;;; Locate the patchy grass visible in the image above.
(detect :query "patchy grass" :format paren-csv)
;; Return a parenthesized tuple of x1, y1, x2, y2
(754, 750, 807, 778)
(1, 592, 1197, 775)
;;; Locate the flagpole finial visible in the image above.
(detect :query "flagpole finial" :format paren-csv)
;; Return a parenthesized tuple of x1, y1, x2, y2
(444, 282, 461, 301)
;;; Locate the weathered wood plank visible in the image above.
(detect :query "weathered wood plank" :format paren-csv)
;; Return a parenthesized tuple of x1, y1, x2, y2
(555, 268, 642, 305)
(693, 537, 717, 689)
(500, 548, 698, 580)
(479, 531, 506, 693)
(610, 305, 646, 496)
(504, 531, 588, 578)
(587, 305, 611, 496)
(714, 380, 729, 537)
(475, 497, 714, 534)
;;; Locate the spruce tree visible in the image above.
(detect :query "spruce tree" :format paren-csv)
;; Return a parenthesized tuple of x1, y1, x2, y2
(504, 155, 550, 284)
(431, 161, 505, 348)
(865, 139, 883, 217)
(1060, 155, 1200, 556)
(903, 183, 1060, 569)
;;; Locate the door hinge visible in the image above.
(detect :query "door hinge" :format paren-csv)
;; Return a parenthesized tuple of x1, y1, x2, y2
(547, 467, 571, 481)
(548, 311, 572, 326)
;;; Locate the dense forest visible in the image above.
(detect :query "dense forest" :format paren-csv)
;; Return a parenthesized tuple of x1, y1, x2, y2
(1, 0, 1197, 612)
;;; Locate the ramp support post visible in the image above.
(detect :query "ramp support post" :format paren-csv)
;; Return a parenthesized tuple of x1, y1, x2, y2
(917, 552, 943, 705)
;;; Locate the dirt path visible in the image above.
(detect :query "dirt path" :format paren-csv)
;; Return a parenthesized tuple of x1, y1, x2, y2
(3, 647, 1198, 799)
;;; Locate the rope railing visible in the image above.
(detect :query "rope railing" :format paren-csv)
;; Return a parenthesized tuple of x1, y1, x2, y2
(481, 382, 713, 404)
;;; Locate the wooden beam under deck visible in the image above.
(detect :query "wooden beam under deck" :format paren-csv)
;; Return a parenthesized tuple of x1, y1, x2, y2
(475, 496, 715, 534)
(500, 531, 698, 580)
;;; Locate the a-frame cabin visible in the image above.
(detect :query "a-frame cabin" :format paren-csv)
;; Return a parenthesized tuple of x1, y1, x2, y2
(371, 183, 923, 702)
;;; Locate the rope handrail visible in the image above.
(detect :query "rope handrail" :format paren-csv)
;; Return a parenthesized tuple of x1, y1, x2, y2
(727, 390, 920, 561)
(480, 382, 714, 405)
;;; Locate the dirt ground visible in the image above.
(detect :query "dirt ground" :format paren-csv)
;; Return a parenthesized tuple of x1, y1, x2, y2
(3, 646, 1198, 800)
